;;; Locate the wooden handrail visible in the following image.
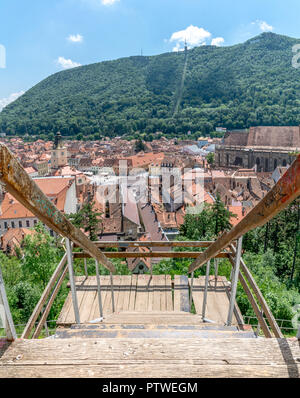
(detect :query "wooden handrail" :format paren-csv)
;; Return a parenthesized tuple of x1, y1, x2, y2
(0, 143, 115, 273)
(228, 244, 283, 338)
(32, 265, 69, 339)
(84, 241, 215, 248)
(73, 252, 230, 259)
(236, 270, 272, 338)
(189, 154, 300, 273)
(21, 253, 68, 339)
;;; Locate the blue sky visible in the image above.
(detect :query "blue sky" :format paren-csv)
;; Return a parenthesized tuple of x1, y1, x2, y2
(1, 0, 300, 109)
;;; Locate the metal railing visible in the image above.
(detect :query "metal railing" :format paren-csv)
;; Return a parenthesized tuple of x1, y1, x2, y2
(0, 144, 299, 341)
(0, 320, 58, 339)
(243, 316, 299, 335)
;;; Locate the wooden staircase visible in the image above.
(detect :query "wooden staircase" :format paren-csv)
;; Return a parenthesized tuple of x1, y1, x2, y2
(0, 331, 299, 378)
(53, 312, 256, 339)
(1, 277, 299, 378)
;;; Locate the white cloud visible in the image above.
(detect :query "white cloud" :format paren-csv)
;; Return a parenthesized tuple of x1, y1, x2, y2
(67, 34, 83, 43)
(0, 91, 25, 112)
(56, 56, 81, 69)
(81, 0, 120, 6)
(252, 20, 274, 32)
(101, 0, 119, 5)
(170, 25, 211, 51)
(172, 43, 185, 52)
(211, 37, 225, 47)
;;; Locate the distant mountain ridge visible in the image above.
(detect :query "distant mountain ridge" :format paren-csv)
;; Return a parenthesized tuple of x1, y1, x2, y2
(1, 32, 300, 139)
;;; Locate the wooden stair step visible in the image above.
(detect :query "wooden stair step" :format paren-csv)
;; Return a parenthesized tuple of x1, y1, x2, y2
(1, 337, 299, 378)
(52, 328, 256, 339)
(67, 323, 239, 331)
(101, 314, 204, 325)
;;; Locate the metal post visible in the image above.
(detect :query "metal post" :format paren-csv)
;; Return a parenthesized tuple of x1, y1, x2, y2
(189, 272, 194, 310)
(44, 322, 50, 338)
(255, 309, 263, 337)
(95, 260, 103, 319)
(202, 260, 211, 320)
(110, 272, 115, 313)
(84, 258, 88, 278)
(214, 258, 219, 279)
(66, 238, 80, 324)
(297, 325, 300, 340)
(0, 265, 17, 341)
(214, 258, 219, 287)
(227, 236, 243, 326)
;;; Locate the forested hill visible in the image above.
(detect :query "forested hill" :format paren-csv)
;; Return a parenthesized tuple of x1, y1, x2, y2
(1, 32, 300, 140)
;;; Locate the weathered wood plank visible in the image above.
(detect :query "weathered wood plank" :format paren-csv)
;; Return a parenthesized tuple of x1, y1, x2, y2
(109, 275, 121, 314)
(166, 275, 173, 312)
(159, 275, 167, 311)
(81, 277, 98, 323)
(74, 252, 230, 259)
(189, 276, 240, 325)
(65, 274, 87, 324)
(101, 312, 203, 325)
(2, 337, 299, 362)
(57, 292, 72, 325)
(174, 276, 190, 312)
(152, 276, 161, 311)
(92, 241, 215, 248)
(1, 338, 299, 378)
(135, 275, 150, 312)
(101, 276, 114, 317)
(147, 276, 154, 312)
(115, 276, 131, 313)
(128, 275, 137, 311)
(80, 277, 97, 322)
(121, 275, 132, 312)
(1, 364, 299, 378)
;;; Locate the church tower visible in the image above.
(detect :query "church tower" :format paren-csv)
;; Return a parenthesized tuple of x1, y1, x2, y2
(51, 131, 68, 170)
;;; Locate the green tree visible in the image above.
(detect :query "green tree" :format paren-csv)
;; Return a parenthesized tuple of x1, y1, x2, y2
(206, 152, 215, 166)
(68, 201, 103, 241)
(135, 138, 145, 153)
(212, 193, 236, 235)
(22, 223, 62, 288)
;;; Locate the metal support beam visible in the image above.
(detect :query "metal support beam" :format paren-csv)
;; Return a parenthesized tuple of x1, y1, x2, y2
(214, 258, 219, 280)
(84, 258, 88, 278)
(229, 244, 283, 338)
(255, 310, 263, 337)
(227, 236, 243, 326)
(0, 265, 17, 341)
(189, 272, 194, 310)
(110, 273, 115, 313)
(95, 261, 103, 319)
(66, 239, 80, 324)
(202, 260, 211, 320)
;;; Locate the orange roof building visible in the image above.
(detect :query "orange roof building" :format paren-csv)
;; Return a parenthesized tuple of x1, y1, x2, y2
(0, 177, 77, 236)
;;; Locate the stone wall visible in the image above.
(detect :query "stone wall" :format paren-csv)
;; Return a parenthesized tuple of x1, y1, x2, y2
(216, 146, 296, 172)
